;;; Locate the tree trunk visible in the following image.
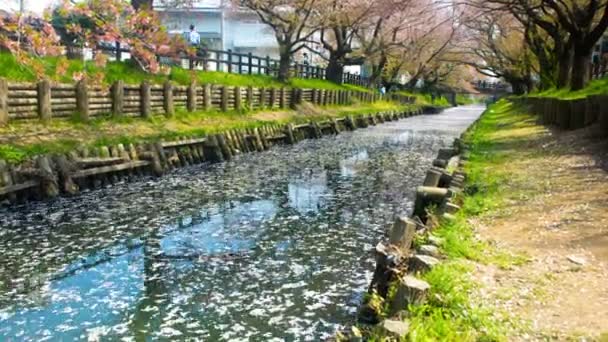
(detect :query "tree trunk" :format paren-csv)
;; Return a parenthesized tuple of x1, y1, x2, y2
(556, 47, 573, 88)
(277, 50, 291, 82)
(369, 54, 388, 86)
(509, 80, 527, 95)
(571, 49, 592, 91)
(326, 53, 344, 84)
(131, 0, 153, 10)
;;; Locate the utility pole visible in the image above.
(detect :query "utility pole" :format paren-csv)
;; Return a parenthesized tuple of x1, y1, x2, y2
(17, 0, 24, 47)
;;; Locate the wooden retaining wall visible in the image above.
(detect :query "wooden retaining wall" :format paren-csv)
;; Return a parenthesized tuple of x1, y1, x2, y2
(0, 78, 416, 125)
(523, 96, 608, 134)
(0, 106, 435, 207)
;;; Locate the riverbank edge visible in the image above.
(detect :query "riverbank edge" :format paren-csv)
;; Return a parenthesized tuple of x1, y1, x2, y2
(339, 103, 527, 341)
(0, 105, 449, 207)
(343, 123, 473, 340)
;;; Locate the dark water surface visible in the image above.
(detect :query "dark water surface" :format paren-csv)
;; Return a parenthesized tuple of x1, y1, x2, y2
(0, 106, 483, 341)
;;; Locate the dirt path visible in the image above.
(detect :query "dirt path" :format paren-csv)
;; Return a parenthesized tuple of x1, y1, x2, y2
(470, 107, 608, 340)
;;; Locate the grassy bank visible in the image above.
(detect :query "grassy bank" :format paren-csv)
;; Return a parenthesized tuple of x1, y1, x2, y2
(397, 91, 452, 108)
(366, 100, 536, 341)
(530, 77, 608, 100)
(0, 52, 369, 92)
(0, 101, 412, 163)
(366, 98, 608, 340)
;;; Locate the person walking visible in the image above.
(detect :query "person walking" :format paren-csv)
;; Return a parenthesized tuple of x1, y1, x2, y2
(380, 85, 386, 96)
(188, 24, 201, 46)
(188, 25, 202, 69)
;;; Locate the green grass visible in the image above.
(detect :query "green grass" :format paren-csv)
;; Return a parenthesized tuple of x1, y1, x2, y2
(397, 90, 451, 108)
(0, 101, 413, 163)
(365, 100, 533, 341)
(0, 52, 369, 92)
(530, 77, 608, 100)
(456, 94, 476, 105)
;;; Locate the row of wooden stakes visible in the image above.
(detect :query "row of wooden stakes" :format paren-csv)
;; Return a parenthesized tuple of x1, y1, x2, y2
(352, 137, 469, 339)
(0, 107, 431, 207)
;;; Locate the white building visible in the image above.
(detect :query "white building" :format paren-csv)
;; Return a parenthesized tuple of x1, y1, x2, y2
(154, 0, 279, 58)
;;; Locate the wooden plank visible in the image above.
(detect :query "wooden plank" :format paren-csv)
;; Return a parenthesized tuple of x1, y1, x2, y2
(77, 157, 125, 168)
(71, 160, 150, 178)
(293, 123, 311, 130)
(267, 134, 287, 141)
(0, 180, 39, 196)
(161, 137, 207, 148)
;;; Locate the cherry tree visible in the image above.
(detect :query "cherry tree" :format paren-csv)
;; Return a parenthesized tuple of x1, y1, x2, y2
(237, 0, 320, 81)
(475, 0, 608, 90)
(0, 10, 63, 78)
(54, 0, 189, 74)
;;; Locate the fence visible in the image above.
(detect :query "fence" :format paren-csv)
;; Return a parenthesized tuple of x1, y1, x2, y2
(97, 44, 371, 88)
(0, 78, 413, 125)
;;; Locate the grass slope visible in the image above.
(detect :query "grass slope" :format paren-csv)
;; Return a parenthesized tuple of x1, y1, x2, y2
(0, 101, 410, 163)
(366, 100, 530, 341)
(397, 91, 451, 107)
(530, 77, 608, 100)
(0, 52, 370, 92)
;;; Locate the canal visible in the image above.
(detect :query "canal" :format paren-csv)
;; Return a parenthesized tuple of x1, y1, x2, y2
(0, 106, 484, 341)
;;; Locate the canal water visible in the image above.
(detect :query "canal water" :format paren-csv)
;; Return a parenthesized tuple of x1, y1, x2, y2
(0, 106, 483, 341)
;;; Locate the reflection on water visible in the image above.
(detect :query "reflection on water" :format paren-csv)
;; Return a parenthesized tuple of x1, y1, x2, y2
(0, 106, 483, 340)
(339, 150, 369, 177)
(289, 169, 330, 214)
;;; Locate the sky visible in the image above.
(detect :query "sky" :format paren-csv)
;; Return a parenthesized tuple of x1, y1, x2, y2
(0, 0, 59, 14)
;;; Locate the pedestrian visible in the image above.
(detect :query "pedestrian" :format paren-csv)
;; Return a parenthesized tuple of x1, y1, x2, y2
(302, 52, 310, 66)
(380, 85, 386, 95)
(189, 24, 201, 46)
(188, 24, 202, 68)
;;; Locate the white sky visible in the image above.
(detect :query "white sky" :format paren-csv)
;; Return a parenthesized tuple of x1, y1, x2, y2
(0, 0, 60, 14)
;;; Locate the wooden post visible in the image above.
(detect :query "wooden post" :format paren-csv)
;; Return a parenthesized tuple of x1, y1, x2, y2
(311, 88, 317, 104)
(423, 169, 442, 187)
(140, 81, 151, 118)
(163, 81, 174, 117)
(75, 80, 89, 122)
(221, 86, 228, 112)
(216, 134, 233, 160)
(187, 82, 197, 112)
(38, 79, 51, 121)
(413, 186, 449, 221)
(260, 87, 266, 108)
(290, 88, 298, 109)
(203, 84, 211, 110)
(235, 86, 242, 111)
(270, 88, 276, 108)
(285, 123, 296, 144)
(227, 49, 233, 73)
(280, 87, 286, 108)
(408, 254, 440, 273)
(390, 276, 430, 315)
(266, 55, 271, 75)
(257, 57, 262, 75)
(203, 135, 224, 162)
(248, 52, 253, 75)
(112, 80, 124, 118)
(238, 54, 243, 74)
(115, 41, 122, 62)
(0, 78, 8, 126)
(36, 155, 59, 198)
(246, 86, 254, 109)
(296, 88, 302, 106)
(389, 216, 417, 253)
